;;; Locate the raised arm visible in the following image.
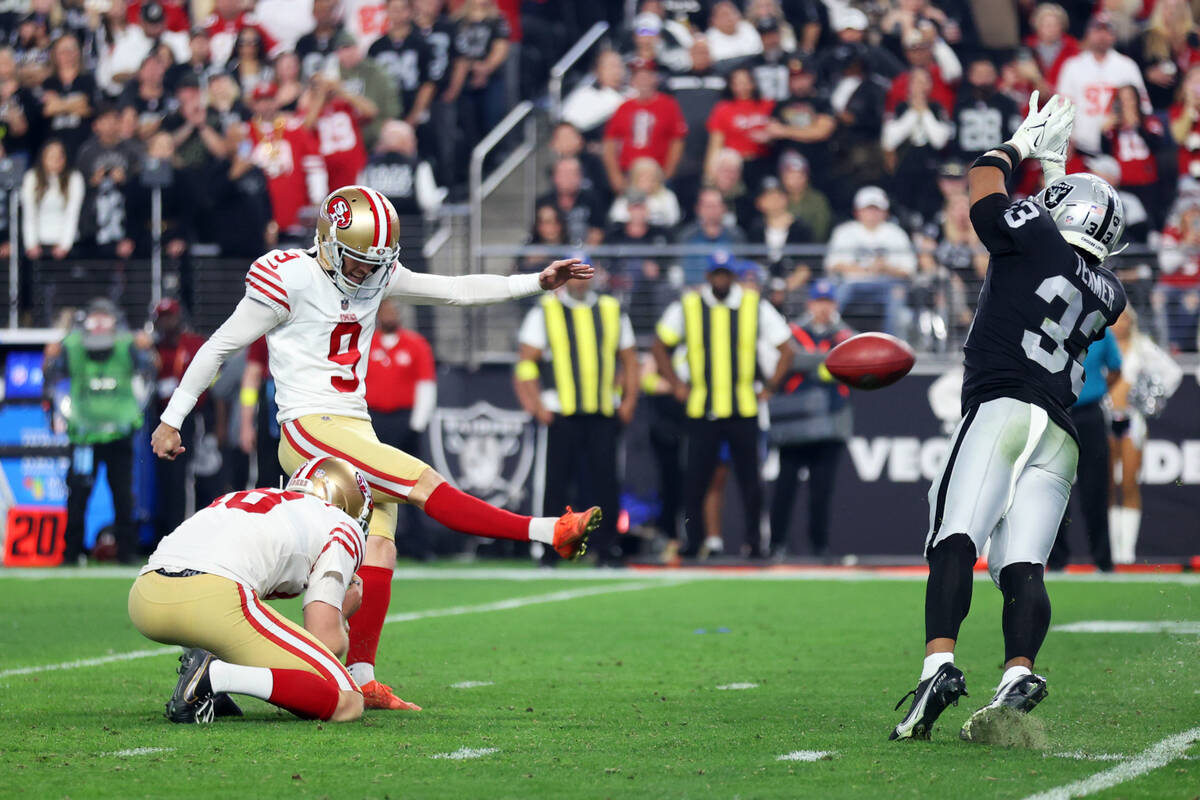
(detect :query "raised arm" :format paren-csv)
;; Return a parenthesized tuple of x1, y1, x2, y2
(387, 258, 594, 306)
(152, 297, 283, 460)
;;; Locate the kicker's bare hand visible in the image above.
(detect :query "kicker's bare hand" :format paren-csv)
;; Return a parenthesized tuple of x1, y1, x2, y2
(538, 258, 595, 291)
(151, 422, 186, 460)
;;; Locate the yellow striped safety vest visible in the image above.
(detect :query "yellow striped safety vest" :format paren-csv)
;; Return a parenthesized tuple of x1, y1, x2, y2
(679, 289, 760, 419)
(541, 293, 624, 416)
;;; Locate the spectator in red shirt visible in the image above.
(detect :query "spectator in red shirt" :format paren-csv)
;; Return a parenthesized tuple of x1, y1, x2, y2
(366, 298, 437, 559)
(205, 0, 277, 68)
(1016, 3, 1080, 98)
(704, 66, 775, 190)
(151, 298, 210, 542)
(885, 29, 958, 117)
(603, 57, 688, 195)
(1169, 64, 1200, 183)
(301, 73, 374, 191)
(1100, 84, 1168, 226)
(247, 83, 329, 236)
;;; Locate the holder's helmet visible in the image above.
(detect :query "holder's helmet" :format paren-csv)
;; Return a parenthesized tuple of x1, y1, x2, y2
(286, 456, 373, 533)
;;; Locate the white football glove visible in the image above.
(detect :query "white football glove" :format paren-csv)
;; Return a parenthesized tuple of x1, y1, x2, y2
(1037, 96, 1075, 183)
(1006, 90, 1062, 162)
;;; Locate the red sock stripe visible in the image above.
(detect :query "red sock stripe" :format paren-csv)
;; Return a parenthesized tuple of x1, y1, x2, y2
(267, 667, 341, 721)
(237, 584, 354, 690)
(422, 482, 532, 542)
(346, 565, 391, 668)
(286, 420, 416, 496)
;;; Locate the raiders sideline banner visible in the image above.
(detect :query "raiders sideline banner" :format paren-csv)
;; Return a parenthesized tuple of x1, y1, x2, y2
(430, 365, 1199, 558)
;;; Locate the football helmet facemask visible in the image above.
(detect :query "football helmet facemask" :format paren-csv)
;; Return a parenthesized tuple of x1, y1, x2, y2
(286, 456, 374, 533)
(314, 185, 401, 300)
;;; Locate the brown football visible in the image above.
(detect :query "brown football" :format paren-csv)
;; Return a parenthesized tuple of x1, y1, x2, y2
(824, 332, 916, 390)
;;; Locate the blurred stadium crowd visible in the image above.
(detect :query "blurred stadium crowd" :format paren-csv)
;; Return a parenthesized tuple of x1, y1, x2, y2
(0, 0, 1195, 567)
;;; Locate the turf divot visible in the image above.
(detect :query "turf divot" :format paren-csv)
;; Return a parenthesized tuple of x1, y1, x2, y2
(430, 747, 499, 760)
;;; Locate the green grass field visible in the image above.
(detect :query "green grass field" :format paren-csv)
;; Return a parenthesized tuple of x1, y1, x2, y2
(1, 566, 1197, 799)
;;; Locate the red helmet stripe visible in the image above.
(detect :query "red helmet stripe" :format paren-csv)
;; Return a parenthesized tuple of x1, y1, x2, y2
(360, 187, 384, 248)
(367, 187, 392, 248)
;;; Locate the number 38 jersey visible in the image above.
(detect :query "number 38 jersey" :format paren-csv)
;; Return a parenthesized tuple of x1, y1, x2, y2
(143, 489, 365, 607)
(245, 248, 384, 424)
(964, 193, 1126, 442)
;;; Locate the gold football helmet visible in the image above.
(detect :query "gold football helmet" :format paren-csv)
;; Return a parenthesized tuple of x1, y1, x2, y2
(314, 185, 401, 300)
(286, 456, 374, 533)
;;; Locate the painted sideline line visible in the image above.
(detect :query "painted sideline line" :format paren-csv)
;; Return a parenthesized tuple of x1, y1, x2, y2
(2, 565, 1197, 584)
(1053, 620, 1200, 634)
(1022, 726, 1200, 800)
(0, 581, 677, 680)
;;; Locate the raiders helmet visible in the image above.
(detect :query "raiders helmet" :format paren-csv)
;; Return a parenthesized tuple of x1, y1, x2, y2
(314, 185, 401, 300)
(1037, 173, 1126, 263)
(286, 456, 374, 533)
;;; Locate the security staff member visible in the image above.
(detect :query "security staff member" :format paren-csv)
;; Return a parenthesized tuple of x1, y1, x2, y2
(514, 277, 639, 565)
(1048, 327, 1122, 572)
(652, 252, 793, 558)
(44, 298, 155, 564)
(768, 280, 855, 559)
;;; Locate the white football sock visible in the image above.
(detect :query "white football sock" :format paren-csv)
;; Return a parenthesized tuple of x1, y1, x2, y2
(1122, 506, 1141, 564)
(528, 517, 556, 545)
(1108, 506, 1123, 564)
(208, 660, 274, 700)
(348, 662, 375, 686)
(921, 652, 954, 680)
(999, 664, 1032, 691)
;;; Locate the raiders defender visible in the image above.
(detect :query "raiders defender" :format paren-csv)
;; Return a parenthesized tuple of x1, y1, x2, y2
(890, 92, 1127, 741)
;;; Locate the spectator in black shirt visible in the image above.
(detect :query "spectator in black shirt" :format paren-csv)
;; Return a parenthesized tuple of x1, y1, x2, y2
(445, 0, 510, 184)
(166, 28, 215, 94)
(766, 56, 835, 192)
(665, 37, 726, 213)
(537, 156, 606, 246)
(119, 54, 174, 140)
(514, 201, 569, 274)
(12, 13, 52, 88)
(950, 58, 1018, 163)
(413, 0, 458, 187)
(0, 47, 35, 160)
(226, 25, 273, 99)
(162, 74, 228, 170)
(881, 66, 951, 226)
(749, 16, 791, 101)
(369, 0, 436, 127)
(548, 121, 610, 206)
(605, 191, 674, 333)
(76, 102, 143, 259)
(296, 0, 345, 79)
(815, 6, 903, 87)
(41, 32, 93, 157)
(748, 175, 812, 285)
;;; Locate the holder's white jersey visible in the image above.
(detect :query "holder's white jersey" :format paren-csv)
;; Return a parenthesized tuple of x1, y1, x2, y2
(246, 248, 384, 424)
(142, 489, 365, 609)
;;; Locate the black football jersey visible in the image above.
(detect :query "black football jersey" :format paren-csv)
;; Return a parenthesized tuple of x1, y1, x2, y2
(963, 193, 1127, 442)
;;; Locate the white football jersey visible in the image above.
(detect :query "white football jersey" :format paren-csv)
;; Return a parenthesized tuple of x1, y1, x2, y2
(245, 248, 386, 424)
(1056, 50, 1148, 153)
(143, 489, 365, 609)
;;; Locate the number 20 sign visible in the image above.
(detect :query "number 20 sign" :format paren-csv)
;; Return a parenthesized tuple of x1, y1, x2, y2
(3, 507, 67, 567)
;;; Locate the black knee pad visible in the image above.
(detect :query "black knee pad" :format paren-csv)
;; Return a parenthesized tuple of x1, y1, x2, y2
(924, 533, 977, 643)
(999, 562, 1051, 663)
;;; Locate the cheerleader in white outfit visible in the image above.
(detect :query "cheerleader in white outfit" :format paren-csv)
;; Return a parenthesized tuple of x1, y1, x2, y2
(1106, 308, 1183, 564)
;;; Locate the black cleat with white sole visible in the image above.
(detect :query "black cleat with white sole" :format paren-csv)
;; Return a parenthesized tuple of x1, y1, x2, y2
(165, 648, 216, 724)
(960, 673, 1047, 741)
(889, 662, 968, 741)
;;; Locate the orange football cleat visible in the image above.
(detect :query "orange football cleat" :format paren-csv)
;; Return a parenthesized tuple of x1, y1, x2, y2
(360, 680, 422, 710)
(552, 506, 601, 560)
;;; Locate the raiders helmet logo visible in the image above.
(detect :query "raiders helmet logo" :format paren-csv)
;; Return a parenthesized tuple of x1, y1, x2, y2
(1043, 182, 1073, 209)
(326, 196, 353, 229)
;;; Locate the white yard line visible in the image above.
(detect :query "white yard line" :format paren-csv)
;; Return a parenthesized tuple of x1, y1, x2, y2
(1046, 751, 1126, 762)
(3, 565, 1198, 584)
(1023, 727, 1200, 800)
(0, 580, 679, 680)
(715, 682, 759, 690)
(449, 680, 494, 689)
(1052, 620, 1200, 634)
(102, 747, 175, 757)
(776, 751, 834, 762)
(429, 747, 498, 760)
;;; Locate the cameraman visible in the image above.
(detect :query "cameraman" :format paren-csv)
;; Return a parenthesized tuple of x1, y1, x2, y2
(44, 299, 156, 565)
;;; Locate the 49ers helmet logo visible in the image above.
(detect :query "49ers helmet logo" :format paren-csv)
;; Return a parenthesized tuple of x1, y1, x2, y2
(326, 196, 353, 229)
